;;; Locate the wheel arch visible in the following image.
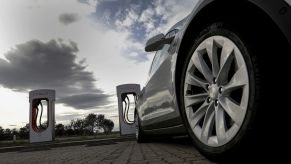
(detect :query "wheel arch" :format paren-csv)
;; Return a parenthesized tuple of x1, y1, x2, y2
(174, 0, 290, 109)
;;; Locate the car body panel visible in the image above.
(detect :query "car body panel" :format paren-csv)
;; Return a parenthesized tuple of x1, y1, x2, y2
(249, 0, 291, 45)
(138, 43, 182, 130)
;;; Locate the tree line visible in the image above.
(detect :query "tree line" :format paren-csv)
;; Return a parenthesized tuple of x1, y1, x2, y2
(0, 113, 114, 140)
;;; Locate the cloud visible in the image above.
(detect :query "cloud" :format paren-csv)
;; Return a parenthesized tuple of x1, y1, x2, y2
(58, 93, 111, 109)
(122, 51, 147, 63)
(0, 39, 110, 109)
(56, 113, 84, 122)
(59, 13, 80, 25)
(91, 0, 197, 63)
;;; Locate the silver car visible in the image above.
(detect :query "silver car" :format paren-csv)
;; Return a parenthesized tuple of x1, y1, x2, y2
(135, 0, 291, 161)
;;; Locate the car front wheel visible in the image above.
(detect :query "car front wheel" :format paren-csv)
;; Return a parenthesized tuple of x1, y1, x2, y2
(180, 23, 260, 161)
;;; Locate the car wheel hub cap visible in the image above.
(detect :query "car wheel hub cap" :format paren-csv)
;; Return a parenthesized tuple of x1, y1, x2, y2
(184, 36, 249, 147)
(209, 84, 219, 100)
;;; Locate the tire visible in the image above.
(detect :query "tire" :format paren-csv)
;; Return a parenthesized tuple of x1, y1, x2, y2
(135, 112, 148, 143)
(179, 23, 260, 161)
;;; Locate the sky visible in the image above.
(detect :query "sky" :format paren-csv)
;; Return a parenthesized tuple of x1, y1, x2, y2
(0, 0, 197, 131)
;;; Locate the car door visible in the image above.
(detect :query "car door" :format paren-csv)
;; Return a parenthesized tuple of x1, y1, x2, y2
(139, 37, 182, 130)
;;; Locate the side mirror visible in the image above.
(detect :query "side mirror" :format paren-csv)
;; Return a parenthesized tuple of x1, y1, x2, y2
(145, 33, 174, 52)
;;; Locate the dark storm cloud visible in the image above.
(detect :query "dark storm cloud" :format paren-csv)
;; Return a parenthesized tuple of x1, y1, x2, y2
(59, 13, 80, 25)
(0, 39, 110, 109)
(58, 93, 111, 109)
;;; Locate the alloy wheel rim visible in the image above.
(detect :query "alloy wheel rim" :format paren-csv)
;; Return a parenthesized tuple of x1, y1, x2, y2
(184, 35, 249, 147)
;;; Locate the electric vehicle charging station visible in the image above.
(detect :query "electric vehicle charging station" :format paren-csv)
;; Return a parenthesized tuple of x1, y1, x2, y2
(29, 89, 55, 143)
(116, 84, 140, 136)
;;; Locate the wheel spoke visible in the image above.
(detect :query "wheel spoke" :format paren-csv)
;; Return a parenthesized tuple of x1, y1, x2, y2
(189, 101, 208, 129)
(184, 93, 208, 107)
(217, 49, 234, 85)
(201, 103, 215, 143)
(215, 105, 227, 144)
(223, 65, 248, 93)
(185, 72, 208, 89)
(192, 52, 213, 83)
(220, 41, 234, 69)
(206, 39, 220, 77)
(220, 97, 244, 126)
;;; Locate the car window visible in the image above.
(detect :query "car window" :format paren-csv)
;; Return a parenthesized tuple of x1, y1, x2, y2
(148, 44, 170, 77)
